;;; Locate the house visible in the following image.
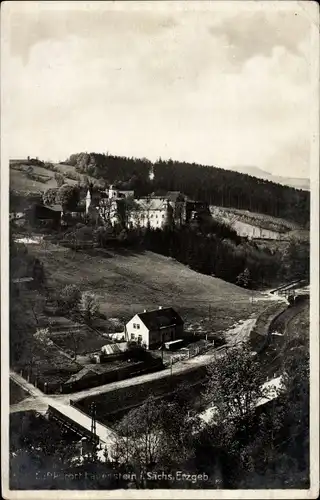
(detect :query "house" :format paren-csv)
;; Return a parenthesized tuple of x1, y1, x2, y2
(25, 203, 62, 227)
(125, 306, 184, 349)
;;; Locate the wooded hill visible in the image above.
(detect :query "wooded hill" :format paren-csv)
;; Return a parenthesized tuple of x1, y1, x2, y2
(64, 152, 310, 226)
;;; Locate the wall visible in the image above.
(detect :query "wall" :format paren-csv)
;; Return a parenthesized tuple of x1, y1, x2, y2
(126, 315, 150, 348)
(128, 209, 167, 229)
(149, 326, 176, 348)
(231, 220, 281, 240)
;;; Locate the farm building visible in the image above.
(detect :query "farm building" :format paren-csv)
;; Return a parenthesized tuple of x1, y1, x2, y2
(25, 203, 63, 227)
(125, 307, 184, 350)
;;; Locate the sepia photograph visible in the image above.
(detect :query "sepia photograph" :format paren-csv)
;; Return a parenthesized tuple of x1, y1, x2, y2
(1, 1, 319, 498)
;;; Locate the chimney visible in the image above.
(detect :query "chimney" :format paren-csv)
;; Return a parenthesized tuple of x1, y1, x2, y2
(159, 306, 162, 310)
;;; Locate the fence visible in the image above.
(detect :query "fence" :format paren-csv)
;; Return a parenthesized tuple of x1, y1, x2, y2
(163, 340, 214, 368)
(17, 367, 62, 394)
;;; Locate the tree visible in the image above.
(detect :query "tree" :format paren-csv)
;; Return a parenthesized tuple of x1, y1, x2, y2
(112, 397, 169, 487)
(42, 188, 58, 206)
(58, 284, 81, 317)
(111, 394, 200, 488)
(98, 198, 114, 226)
(54, 172, 65, 187)
(79, 291, 99, 324)
(33, 327, 52, 345)
(205, 344, 270, 427)
(57, 184, 80, 211)
(236, 267, 251, 288)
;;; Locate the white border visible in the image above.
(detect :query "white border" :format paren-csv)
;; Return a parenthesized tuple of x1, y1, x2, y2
(1, 1, 319, 499)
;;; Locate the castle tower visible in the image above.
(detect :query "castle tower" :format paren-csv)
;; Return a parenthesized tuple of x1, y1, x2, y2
(108, 185, 118, 199)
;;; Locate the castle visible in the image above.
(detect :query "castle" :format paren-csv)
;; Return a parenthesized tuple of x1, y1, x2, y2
(85, 186, 208, 229)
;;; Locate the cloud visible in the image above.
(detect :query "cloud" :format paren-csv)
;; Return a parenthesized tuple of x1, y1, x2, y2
(5, 3, 315, 179)
(208, 9, 311, 67)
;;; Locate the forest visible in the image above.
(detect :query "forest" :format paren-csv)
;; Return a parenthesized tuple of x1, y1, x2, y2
(64, 152, 310, 226)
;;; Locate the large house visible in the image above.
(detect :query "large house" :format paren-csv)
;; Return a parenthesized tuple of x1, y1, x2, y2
(125, 307, 184, 349)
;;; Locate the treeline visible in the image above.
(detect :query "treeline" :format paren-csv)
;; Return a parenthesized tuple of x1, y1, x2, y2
(143, 226, 309, 287)
(65, 152, 310, 226)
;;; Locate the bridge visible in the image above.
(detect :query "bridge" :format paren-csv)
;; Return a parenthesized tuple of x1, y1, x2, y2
(10, 371, 117, 449)
(47, 400, 117, 448)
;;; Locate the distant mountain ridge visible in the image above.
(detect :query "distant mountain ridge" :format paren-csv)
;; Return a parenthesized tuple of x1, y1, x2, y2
(227, 165, 310, 191)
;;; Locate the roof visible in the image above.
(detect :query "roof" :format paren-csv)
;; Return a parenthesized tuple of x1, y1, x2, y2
(45, 204, 63, 212)
(101, 343, 122, 356)
(137, 307, 184, 331)
(11, 277, 34, 284)
(133, 198, 168, 212)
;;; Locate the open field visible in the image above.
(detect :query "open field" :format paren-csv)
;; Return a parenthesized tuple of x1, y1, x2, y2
(10, 163, 78, 193)
(27, 241, 271, 332)
(10, 161, 97, 194)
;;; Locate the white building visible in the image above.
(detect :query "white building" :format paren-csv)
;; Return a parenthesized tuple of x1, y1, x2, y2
(128, 198, 171, 229)
(125, 307, 184, 350)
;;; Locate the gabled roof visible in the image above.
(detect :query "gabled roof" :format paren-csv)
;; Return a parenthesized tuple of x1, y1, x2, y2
(137, 307, 184, 331)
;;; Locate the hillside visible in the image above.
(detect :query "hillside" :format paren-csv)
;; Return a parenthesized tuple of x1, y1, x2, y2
(210, 206, 303, 234)
(228, 165, 310, 191)
(10, 155, 309, 227)
(62, 152, 309, 226)
(10, 161, 79, 193)
(26, 241, 271, 332)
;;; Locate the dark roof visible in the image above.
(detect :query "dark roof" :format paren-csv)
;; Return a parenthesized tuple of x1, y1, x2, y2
(45, 204, 63, 212)
(137, 307, 184, 331)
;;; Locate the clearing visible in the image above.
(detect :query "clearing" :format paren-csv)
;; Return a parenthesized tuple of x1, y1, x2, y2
(28, 240, 272, 332)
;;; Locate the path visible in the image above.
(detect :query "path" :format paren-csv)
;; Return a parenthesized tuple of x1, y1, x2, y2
(10, 371, 116, 446)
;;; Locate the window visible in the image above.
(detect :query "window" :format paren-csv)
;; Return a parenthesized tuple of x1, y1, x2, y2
(162, 214, 165, 218)
(137, 324, 140, 329)
(133, 323, 136, 329)
(131, 333, 135, 340)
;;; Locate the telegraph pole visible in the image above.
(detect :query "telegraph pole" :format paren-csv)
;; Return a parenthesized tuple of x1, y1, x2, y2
(90, 402, 97, 460)
(90, 402, 97, 436)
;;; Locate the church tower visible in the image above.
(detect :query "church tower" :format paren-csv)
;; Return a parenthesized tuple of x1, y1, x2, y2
(86, 189, 91, 214)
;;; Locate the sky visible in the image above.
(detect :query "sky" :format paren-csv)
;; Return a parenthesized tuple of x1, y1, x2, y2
(3, 1, 318, 179)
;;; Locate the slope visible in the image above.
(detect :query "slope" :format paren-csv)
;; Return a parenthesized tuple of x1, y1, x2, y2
(27, 241, 270, 332)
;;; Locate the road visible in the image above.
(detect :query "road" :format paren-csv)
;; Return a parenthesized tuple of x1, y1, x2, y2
(10, 371, 116, 446)
(11, 317, 257, 410)
(9, 299, 300, 454)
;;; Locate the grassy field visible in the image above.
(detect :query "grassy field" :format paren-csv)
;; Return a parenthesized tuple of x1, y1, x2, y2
(10, 162, 96, 194)
(28, 241, 270, 332)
